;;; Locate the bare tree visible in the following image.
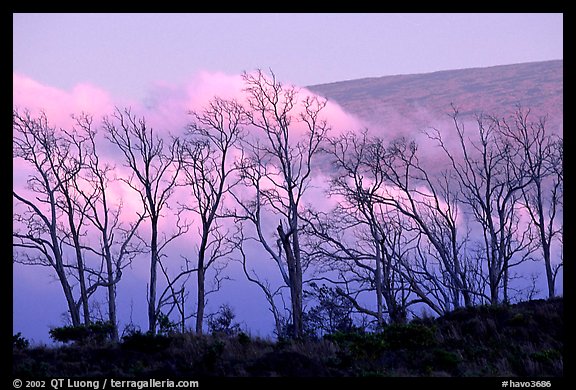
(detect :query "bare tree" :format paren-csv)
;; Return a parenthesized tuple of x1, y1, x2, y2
(232, 69, 330, 338)
(303, 131, 410, 326)
(50, 120, 94, 325)
(177, 97, 245, 334)
(72, 113, 146, 340)
(233, 225, 287, 337)
(360, 135, 476, 311)
(306, 130, 476, 325)
(14, 109, 149, 335)
(431, 106, 537, 304)
(13, 109, 82, 326)
(155, 253, 195, 333)
(305, 206, 417, 326)
(103, 108, 185, 334)
(501, 109, 563, 298)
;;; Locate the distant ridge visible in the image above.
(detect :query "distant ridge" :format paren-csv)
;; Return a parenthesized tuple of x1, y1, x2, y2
(307, 60, 563, 134)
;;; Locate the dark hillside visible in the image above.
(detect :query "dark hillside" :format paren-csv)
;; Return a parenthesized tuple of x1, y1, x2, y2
(13, 297, 563, 377)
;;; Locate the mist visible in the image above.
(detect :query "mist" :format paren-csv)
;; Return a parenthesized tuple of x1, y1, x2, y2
(13, 68, 562, 343)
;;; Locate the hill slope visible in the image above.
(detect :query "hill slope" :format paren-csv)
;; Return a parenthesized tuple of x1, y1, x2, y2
(307, 60, 563, 135)
(13, 298, 563, 377)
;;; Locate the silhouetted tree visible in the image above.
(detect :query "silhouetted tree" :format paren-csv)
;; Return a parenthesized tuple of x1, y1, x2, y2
(72, 113, 146, 340)
(207, 304, 241, 336)
(430, 105, 538, 304)
(306, 130, 475, 322)
(304, 136, 397, 325)
(177, 97, 245, 334)
(13, 109, 83, 326)
(104, 108, 186, 334)
(232, 69, 330, 339)
(13, 109, 144, 332)
(233, 224, 287, 338)
(503, 109, 563, 298)
(304, 283, 356, 337)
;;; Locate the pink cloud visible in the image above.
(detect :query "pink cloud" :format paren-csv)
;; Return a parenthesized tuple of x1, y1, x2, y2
(13, 73, 115, 129)
(177, 71, 366, 140)
(135, 71, 247, 135)
(13, 70, 366, 145)
(300, 87, 366, 134)
(184, 71, 246, 108)
(12, 70, 371, 280)
(11, 70, 437, 249)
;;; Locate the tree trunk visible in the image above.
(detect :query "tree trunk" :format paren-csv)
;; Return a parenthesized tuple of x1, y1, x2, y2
(536, 185, 555, 298)
(180, 289, 186, 334)
(503, 260, 509, 304)
(196, 264, 206, 335)
(65, 196, 91, 325)
(103, 242, 119, 341)
(277, 223, 303, 339)
(374, 240, 384, 328)
(108, 283, 118, 340)
(55, 254, 81, 326)
(74, 242, 91, 325)
(59, 273, 82, 326)
(195, 227, 210, 335)
(543, 242, 555, 298)
(489, 267, 500, 305)
(451, 229, 472, 307)
(148, 216, 159, 334)
(49, 220, 82, 326)
(488, 239, 500, 305)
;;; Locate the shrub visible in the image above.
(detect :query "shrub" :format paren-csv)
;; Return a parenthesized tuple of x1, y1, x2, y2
(432, 349, 461, 371)
(201, 339, 225, 369)
(207, 304, 241, 336)
(49, 321, 114, 345)
(121, 329, 172, 353)
(237, 332, 251, 346)
(383, 323, 437, 350)
(303, 283, 356, 337)
(13, 332, 30, 349)
(157, 313, 179, 335)
(507, 313, 527, 326)
(531, 349, 562, 364)
(326, 331, 387, 360)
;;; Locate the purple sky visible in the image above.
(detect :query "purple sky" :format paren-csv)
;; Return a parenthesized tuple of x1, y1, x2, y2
(13, 13, 563, 344)
(14, 13, 562, 98)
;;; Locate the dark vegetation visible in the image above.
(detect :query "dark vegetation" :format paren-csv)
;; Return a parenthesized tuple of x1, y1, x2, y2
(13, 297, 562, 377)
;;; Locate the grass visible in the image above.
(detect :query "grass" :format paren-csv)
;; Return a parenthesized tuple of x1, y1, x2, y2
(13, 297, 563, 377)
